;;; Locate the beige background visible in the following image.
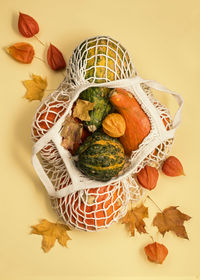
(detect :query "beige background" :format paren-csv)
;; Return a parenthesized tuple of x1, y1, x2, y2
(0, 0, 200, 279)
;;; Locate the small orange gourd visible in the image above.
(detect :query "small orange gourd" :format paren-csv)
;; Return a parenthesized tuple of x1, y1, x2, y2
(102, 113, 126, 138)
(110, 88, 151, 155)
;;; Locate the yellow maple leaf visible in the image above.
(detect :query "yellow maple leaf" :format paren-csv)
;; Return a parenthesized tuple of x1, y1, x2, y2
(121, 204, 149, 236)
(31, 219, 71, 252)
(73, 99, 94, 121)
(23, 74, 47, 101)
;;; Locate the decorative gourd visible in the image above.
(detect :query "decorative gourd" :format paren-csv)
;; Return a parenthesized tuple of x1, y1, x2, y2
(79, 87, 112, 132)
(102, 113, 126, 138)
(76, 131, 125, 181)
(79, 38, 133, 83)
(60, 184, 123, 231)
(110, 88, 151, 155)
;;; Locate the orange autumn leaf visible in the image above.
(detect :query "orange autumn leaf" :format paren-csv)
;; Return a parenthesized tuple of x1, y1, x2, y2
(47, 43, 66, 70)
(153, 206, 191, 239)
(6, 42, 35, 64)
(31, 219, 71, 253)
(144, 242, 168, 264)
(23, 74, 47, 101)
(18, 12, 39, 38)
(121, 204, 148, 236)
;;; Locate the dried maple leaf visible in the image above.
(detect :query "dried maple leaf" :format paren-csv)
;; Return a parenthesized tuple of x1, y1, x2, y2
(73, 99, 94, 121)
(61, 115, 83, 150)
(31, 219, 71, 253)
(121, 204, 149, 236)
(23, 74, 47, 101)
(6, 42, 35, 64)
(153, 206, 191, 239)
(144, 242, 168, 264)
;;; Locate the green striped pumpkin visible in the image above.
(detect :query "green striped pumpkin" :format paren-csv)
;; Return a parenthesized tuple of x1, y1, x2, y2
(75, 131, 125, 182)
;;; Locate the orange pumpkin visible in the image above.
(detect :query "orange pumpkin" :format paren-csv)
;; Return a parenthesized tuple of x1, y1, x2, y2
(32, 100, 67, 141)
(32, 100, 67, 160)
(56, 182, 123, 231)
(110, 88, 151, 155)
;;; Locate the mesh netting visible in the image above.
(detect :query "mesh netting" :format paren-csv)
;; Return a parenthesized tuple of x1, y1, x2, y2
(31, 36, 183, 232)
(67, 36, 135, 84)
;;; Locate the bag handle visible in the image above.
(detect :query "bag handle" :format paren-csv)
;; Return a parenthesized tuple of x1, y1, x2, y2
(142, 79, 184, 131)
(32, 116, 69, 197)
(94, 76, 184, 132)
(32, 150, 56, 197)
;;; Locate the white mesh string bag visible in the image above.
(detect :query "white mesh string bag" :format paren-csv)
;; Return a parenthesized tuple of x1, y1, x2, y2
(31, 36, 183, 232)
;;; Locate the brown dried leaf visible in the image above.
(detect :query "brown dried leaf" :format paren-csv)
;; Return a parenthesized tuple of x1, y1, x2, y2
(121, 204, 148, 236)
(61, 115, 83, 150)
(31, 219, 71, 253)
(73, 99, 94, 121)
(153, 206, 191, 239)
(23, 74, 47, 101)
